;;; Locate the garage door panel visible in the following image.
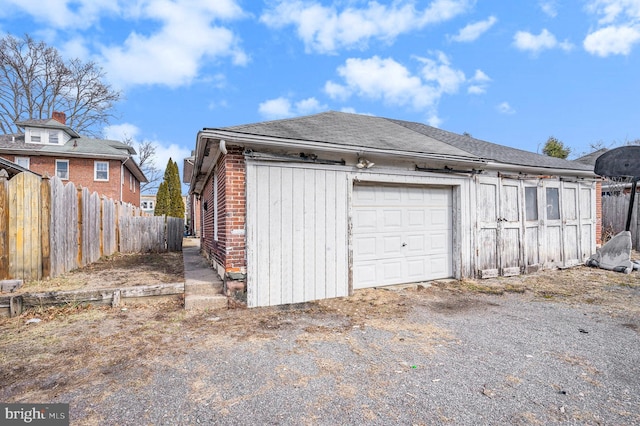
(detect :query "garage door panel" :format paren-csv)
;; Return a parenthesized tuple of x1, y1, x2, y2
(382, 209, 403, 229)
(429, 254, 450, 275)
(408, 209, 426, 227)
(383, 235, 403, 255)
(353, 185, 453, 289)
(406, 235, 425, 253)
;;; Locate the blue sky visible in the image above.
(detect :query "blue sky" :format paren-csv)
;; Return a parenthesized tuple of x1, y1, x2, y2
(1, 0, 639, 185)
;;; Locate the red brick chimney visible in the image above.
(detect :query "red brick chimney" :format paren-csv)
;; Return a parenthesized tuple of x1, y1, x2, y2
(52, 111, 66, 124)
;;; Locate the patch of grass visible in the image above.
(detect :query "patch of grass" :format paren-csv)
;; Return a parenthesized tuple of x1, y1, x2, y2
(461, 282, 504, 295)
(504, 284, 526, 293)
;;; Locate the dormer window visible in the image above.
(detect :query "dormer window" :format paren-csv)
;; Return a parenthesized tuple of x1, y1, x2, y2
(26, 128, 64, 145)
(30, 130, 41, 143)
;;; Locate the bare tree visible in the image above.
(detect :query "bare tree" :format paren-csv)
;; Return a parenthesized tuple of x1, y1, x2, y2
(122, 136, 162, 193)
(0, 34, 120, 137)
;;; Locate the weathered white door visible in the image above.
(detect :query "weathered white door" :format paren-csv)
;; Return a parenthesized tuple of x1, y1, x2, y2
(499, 179, 523, 276)
(476, 178, 500, 277)
(561, 182, 582, 267)
(352, 184, 453, 289)
(543, 182, 564, 268)
(522, 182, 542, 273)
(476, 177, 523, 277)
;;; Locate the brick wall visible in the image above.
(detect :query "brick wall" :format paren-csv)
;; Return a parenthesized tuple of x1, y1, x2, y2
(199, 146, 246, 277)
(0, 154, 140, 206)
(201, 175, 217, 264)
(222, 146, 246, 273)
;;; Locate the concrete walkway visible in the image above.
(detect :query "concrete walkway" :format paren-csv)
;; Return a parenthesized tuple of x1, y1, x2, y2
(182, 238, 227, 310)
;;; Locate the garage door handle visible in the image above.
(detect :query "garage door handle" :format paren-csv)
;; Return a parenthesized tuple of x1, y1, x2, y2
(402, 242, 407, 247)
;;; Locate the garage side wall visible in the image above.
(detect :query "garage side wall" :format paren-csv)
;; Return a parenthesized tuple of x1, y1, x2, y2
(246, 162, 349, 307)
(201, 147, 247, 279)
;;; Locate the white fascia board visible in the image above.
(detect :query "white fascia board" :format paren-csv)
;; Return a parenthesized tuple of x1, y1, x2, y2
(485, 161, 598, 178)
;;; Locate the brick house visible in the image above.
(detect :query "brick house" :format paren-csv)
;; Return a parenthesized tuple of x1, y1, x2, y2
(189, 111, 599, 307)
(0, 112, 146, 205)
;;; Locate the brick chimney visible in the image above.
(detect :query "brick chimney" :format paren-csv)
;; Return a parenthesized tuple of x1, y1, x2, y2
(52, 111, 66, 124)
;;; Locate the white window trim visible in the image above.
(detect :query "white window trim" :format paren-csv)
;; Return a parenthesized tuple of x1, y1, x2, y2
(55, 159, 69, 180)
(30, 129, 42, 144)
(94, 161, 109, 181)
(49, 130, 60, 145)
(15, 156, 30, 169)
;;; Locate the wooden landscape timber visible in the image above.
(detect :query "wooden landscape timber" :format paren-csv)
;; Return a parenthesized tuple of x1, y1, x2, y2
(0, 282, 185, 317)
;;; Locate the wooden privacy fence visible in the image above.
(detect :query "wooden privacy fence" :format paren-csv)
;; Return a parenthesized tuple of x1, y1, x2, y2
(0, 171, 184, 281)
(602, 194, 640, 249)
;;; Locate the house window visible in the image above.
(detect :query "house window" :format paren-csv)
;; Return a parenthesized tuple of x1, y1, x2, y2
(15, 157, 30, 169)
(94, 161, 109, 181)
(546, 187, 560, 220)
(49, 131, 59, 144)
(30, 130, 41, 143)
(56, 160, 69, 180)
(525, 187, 538, 220)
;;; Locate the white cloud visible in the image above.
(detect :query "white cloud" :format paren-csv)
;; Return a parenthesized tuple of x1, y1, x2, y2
(324, 53, 489, 123)
(4, 0, 249, 88)
(584, 25, 640, 55)
(513, 28, 574, 54)
(427, 114, 443, 127)
(540, 1, 558, 17)
(325, 56, 438, 109)
(258, 96, 327, 120)
(261, 0, 472, 54)
(468, 69, 491, 94)
(104, 123, 140, 141)
(0, 0, 118, 30)
(587, 0, 640, 25)
(584, 0, 640, 56)
(450, 16, 498, 42)
(497, 101, 515, 114)
(100, 1, 247, 88)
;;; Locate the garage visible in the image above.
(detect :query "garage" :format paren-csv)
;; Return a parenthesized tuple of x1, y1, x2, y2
(352, 184, 453, 289)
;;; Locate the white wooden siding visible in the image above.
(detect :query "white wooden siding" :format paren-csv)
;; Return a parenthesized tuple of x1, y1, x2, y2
(246, 162, 349, 307)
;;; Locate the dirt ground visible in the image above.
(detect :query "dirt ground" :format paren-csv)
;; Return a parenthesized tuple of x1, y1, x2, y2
(0, 252, 639, 424)
(13, 251, 184, 294)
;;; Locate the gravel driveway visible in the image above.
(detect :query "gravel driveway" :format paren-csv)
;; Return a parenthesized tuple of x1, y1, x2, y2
(12, 284, 630, 425)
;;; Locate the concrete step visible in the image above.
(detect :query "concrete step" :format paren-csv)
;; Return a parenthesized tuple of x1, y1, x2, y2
(185, 281, 223, 296)
(184, 294, 228, 310)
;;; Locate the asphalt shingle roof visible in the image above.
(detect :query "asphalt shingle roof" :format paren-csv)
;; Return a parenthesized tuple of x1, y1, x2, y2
(217, 111, 592, 172)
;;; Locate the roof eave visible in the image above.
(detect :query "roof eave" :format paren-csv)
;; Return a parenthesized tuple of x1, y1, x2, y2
(198, 128, 485, 162)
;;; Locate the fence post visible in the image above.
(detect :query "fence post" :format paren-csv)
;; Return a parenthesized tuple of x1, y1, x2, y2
(40, 174, 51, 278)
(77, 187, 83, 266)
(0, 170, 9, 279)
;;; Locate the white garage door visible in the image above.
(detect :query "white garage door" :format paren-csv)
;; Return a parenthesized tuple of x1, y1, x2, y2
(352, 184, 453, 289)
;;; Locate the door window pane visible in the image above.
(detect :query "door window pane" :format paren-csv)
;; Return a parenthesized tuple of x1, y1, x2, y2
(546, 187, 560, 220)
(525, 187, 538, 220)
